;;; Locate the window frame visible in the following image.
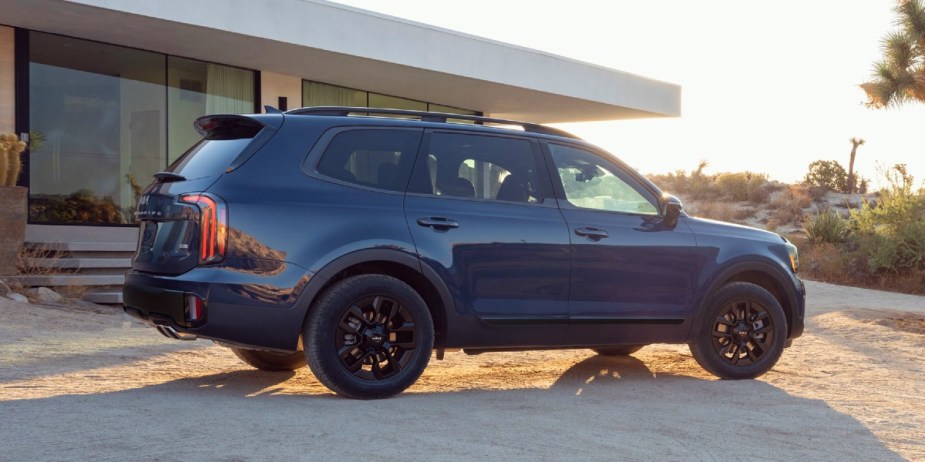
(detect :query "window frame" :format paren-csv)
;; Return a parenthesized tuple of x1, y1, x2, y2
(405, 129, 557, 208)
(301, 126, 424, 195)
(542, 141, 665, 217)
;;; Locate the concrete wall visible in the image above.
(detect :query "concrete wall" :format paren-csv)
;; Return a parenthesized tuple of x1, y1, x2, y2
(260, 71, 302, 112)
(0, 26, 14, 134)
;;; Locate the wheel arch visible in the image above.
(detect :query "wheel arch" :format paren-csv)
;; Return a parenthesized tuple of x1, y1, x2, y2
(295, 249, 452, 348)
(692, 261, 799, 339)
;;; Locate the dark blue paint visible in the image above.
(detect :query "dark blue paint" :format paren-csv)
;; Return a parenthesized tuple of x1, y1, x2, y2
(123, 113, 805, 353)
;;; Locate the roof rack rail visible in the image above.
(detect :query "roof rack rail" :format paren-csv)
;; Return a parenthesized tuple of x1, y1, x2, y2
(285, 106, 581, 140)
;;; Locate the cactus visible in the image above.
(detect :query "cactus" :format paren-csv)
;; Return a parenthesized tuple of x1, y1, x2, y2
(0, 140, 7, 186)
(0, 134, 26, 187)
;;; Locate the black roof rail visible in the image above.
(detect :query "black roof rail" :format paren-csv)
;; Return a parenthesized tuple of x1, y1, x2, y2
(285, 106, 582, 140)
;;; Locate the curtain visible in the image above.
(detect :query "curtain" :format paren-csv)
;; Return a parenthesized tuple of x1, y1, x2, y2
(303, 81, 367, 107)
(205, 64, 254, 114)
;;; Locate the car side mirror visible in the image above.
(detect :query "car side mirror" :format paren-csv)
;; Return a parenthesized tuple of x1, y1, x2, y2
(663, 195, 683, 228)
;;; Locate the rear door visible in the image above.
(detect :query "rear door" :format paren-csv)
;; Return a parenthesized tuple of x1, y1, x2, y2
(404, 131, 571, 348)
(543, 142, 702, 345)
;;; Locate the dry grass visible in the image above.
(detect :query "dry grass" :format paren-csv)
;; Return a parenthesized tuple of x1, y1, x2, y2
(687, 202, 753, 224)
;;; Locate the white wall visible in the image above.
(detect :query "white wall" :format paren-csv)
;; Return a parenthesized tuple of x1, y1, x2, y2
(0, 26, 14, 134)
(260, 72, 302, 112)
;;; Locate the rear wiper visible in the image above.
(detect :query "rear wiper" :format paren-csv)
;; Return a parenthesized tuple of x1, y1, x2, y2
(153, 172, 187, 183)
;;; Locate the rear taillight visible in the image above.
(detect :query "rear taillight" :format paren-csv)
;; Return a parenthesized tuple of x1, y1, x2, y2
(180, 193, 227, 264)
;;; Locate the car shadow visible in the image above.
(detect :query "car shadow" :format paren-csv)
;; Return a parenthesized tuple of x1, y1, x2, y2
(0, 352, 907, 461)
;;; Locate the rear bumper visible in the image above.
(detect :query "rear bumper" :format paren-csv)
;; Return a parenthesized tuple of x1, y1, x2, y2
(122, 264, 313, 351)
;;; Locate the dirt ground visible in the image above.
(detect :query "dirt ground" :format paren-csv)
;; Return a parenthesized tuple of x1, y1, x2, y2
(1, 280, 924, 462)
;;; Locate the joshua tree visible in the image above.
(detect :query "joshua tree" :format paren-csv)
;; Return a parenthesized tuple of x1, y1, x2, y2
(847, 137, 865, 194)
(861, 0, 925, 108)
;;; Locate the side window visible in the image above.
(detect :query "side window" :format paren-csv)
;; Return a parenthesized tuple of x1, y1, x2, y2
(548, 144, 658, 215)
(316, 129, 422, 192)
(409, 132, 542, 204)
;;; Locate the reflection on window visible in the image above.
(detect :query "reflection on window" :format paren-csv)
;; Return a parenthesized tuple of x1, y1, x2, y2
(168, 56, 255, 163)
(549, 144, 657, 215)
(27, 32, 256, 225)
(411, 133, 541, 203)
(316, 129, 421, 192)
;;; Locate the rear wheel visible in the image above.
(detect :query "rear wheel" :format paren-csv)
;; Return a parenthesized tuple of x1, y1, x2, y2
(593, 345, 644, 356)
(689, 282, 787, 379)
(230, 347, 307, 371)
(305, 274, 434, 399)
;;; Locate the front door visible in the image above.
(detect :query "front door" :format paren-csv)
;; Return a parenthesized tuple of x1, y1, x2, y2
(544, 143, 702, 345)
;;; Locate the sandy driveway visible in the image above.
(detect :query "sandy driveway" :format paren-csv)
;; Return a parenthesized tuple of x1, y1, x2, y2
(1, 280, 923, 461)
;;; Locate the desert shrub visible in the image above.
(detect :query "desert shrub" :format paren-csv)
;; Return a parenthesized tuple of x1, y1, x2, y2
(747, 182, 772, 204)
(850, 166, 925, 273)
(769, 185, 812, 226)
(804, 209, 849, 245)
(804, 160, 848, 192)
(688, 202, 752, 223)
(714, 171, 769, 202)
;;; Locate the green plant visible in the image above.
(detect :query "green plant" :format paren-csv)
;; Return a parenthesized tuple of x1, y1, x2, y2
(805, 208, 849, 245)
(804, 160, 848, 192)
(0, 133, 27, 187)
(850, 164, 925, 273)
(861, 0, 925, 108)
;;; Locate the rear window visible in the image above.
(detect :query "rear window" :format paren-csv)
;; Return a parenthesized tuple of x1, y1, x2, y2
(315, 128, 422, 192)
(166, 116, 263, 180)
(166, 139, 254, 180)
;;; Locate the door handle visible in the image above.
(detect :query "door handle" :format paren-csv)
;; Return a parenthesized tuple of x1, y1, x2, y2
(417, 217, 460, 230)
(575, 227, 608, 240)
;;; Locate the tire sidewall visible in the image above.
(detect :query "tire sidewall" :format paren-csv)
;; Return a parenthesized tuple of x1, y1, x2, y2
(691, 282, 788, 379)
(305, 275, 434, 399)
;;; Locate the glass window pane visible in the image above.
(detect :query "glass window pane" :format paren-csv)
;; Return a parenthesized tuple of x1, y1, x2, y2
(368, 93, 427, 112)
(427, 103, 477, 116)
(302, 81, 367, 107)
(316, 129, 421, 192)
(28, 31, 165, 224)
(548, 144, 658, 215)
(168, 56, 255, 163)
(410, 133, 541, 203)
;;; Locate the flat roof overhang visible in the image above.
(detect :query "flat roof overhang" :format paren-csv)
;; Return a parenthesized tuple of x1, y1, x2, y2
(1, 0, 680, 123)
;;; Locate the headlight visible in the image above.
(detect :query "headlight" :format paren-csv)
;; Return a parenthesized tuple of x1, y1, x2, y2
(785, 242, 799, 273)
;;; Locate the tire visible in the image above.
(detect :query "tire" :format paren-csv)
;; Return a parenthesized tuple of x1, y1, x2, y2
(689, 282, 788, 380)
(593, 345, 644, 356)
(230, 347, 307, 371)
(305, 274, 434, 399)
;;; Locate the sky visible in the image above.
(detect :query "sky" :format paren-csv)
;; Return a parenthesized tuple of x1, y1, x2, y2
(330, 0, 925, 186)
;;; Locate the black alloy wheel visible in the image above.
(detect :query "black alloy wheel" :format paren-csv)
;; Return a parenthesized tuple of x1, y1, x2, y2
(336, 295, 418, 381)
(305, 274, 434, 399)
(710, 299, 774, 366)
(689, 282, 787, 380)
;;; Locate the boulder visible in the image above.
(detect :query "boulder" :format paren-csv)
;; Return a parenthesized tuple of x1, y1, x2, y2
(5, 292, 28, 303)
(27, 287, 62, 304)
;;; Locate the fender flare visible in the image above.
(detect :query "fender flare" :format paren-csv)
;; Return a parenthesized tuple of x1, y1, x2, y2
(291, 248, 456, 339)
(688, 259, 800, 339)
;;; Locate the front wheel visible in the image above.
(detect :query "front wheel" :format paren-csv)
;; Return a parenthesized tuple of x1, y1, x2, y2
(689, 282, 787, 380)
(229, 347, 307, 371)
(305, 275, 434, 399)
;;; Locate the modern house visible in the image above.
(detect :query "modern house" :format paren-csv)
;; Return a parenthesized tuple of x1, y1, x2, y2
(0, 0, 681, 303)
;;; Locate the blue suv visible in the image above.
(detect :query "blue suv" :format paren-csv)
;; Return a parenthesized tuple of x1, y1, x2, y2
(123, 107, 805, 399)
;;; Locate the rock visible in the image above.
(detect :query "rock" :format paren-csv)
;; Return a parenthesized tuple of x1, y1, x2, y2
(27, 287, 62, 304)
(5, 292, 28, 303)
(0, 280, 10, 296)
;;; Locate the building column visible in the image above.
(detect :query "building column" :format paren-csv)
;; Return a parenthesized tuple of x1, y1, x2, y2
(260, 71, 302, 112)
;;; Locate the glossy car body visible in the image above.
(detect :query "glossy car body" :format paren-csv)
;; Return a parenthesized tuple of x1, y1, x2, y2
(123, 108, 805, 392)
